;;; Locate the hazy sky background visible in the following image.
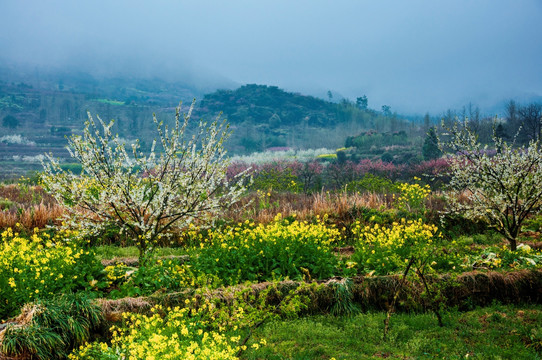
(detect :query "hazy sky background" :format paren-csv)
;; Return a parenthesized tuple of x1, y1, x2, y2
(0, 0, 541, 114)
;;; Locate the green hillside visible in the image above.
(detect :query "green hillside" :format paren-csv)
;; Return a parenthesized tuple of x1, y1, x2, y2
(0, 71, 422, 178)
(198, 84, 415, 153)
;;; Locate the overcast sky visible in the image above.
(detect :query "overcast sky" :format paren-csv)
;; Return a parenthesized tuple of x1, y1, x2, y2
(1, 1, 541, 114)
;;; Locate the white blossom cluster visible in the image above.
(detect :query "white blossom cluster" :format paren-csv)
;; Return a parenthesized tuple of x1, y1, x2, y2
(42, 101, 248, 260)
(230, 148, 333, 165)
(442, 119, 542, 250)
(0, 134, 36, 146)
(12, 154, 46, 163)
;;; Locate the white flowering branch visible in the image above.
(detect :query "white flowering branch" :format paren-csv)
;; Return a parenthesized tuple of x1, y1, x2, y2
(42, 100, 248, 261)
(440, 118, 542, 251)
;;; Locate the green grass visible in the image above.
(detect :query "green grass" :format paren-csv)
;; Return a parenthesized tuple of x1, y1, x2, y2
(94, 245, 188, 260)
(242, 304, 542, 359)
(94, 98, 125, 106)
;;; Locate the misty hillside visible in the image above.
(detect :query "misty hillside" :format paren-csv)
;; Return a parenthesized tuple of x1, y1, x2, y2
(0, 69, 413, 154)
(200, 84, 340, 127)
(197, 84, 414, 153)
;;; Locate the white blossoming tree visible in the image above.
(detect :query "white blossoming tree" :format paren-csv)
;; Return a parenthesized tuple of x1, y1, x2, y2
(42, 101, 248, 261)
(440, 119, 542, 251)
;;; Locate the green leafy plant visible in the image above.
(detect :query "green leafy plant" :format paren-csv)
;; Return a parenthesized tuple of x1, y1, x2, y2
(469, 243, 542, 270)
(328, 278, 358, 317)
(109, 257, 222, 298)
(394, 177, 430, 218)
(346, 174, 396, 194)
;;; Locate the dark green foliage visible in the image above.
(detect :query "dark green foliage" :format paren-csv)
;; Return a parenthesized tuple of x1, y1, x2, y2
(495, 123, 508, 141)
(346, 130, 409, 150)
(356, 95, 368, 110)
(381, 152, 393, 163)
(522, 214, 542, 232)
(438, 212, 489, 239)
(422, 127, 442, 160)
(200, 84, 338, 127)
(381, 105, 391, 116)
(251, 167, 301, 193)
(336, 149, 347, 164)
(2, 115, 19, 129)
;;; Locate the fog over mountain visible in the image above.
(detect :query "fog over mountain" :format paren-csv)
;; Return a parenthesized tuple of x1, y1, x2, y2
(1, 0, 541, 114)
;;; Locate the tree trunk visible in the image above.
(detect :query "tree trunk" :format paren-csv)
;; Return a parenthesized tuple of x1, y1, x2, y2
(508, 237, 517, 251)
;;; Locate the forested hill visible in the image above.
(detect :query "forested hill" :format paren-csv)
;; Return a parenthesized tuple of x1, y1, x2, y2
(199, 84, 346, 127)
(196, 84, 408, 153)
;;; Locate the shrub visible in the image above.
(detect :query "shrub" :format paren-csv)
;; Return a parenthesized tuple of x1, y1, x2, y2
(468, 244, 542, 270)
(251, 164, 301, 193)
(1, 293, 103, 359)
(106, 258, 221, 298)
(346, 174, 396, 194)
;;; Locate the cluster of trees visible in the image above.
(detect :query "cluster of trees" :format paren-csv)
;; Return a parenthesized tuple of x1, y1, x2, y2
(439, 101, 542, 145)
(503, 100, 542, 143)
(345, 130, 409, 150)
(200, 84, 355, 127)
(200, 85, 414, 153)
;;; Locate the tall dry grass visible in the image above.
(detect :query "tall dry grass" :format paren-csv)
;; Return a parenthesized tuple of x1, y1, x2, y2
(0, 184, 65, 232)
(226, 190, 397, 225)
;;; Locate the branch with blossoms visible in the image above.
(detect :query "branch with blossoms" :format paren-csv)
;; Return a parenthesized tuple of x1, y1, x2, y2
(42, 100, 249, 262)
(440, 118, 542, 251)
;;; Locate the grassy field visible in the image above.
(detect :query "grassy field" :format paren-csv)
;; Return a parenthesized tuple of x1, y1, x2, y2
(242, 304, 542, 359)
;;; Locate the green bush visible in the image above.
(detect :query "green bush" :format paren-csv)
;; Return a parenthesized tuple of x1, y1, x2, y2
(522, 215, 542, 232)
(468, 244, 542, 270)
(251, 167, 301, 193)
